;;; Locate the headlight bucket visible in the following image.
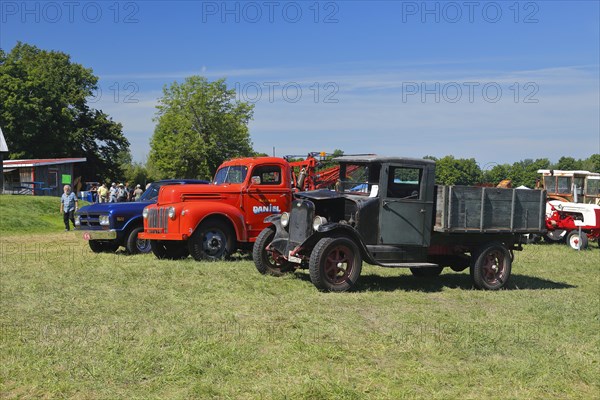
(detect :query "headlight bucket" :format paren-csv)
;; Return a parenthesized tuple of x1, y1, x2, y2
(280, 212, 290, 228)
(142, 208, 149, 219)
(168, 207, 176, 219)
(312, 216, 327, 231)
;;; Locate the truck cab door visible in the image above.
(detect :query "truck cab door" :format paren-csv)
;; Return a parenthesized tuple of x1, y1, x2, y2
(379, 164, 433, 247)
(244, 164, 292, 239)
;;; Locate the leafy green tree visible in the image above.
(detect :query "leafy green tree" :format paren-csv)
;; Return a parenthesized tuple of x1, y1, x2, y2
(482, 164, 511, 185)
(554, 156, 582, 171)
(581, 154, 600, 173)
(509, 158, 550, 188)
(434, 156, 482, 185)
(149, 76, 254, 179)
(0, 42, 130, 180)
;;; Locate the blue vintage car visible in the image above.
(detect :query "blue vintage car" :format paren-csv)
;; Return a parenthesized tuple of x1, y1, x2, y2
(74, 179, 208, 254)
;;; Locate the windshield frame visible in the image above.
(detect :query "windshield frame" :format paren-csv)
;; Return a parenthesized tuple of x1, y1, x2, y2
(213, 165, 249, 185)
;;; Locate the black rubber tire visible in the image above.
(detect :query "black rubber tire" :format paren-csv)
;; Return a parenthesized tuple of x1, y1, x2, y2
(188, 218, 235, 261)
(150, 240, 189, 260)
(410, 266, 444, 277)
(470, 242, 512, 290)
(567, 230, 589, 250)
(125, 227, 152, 254)
(88, 240, 119, 253)
(253, 226, 292, 276)
(309, 237, 362, 292)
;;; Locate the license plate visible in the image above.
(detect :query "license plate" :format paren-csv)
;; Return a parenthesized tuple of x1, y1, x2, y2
(288, 251, 302, 264)
(83, 232, 91, 240)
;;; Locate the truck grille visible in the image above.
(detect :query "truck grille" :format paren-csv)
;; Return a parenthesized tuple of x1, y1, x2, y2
(78, 213, 100, 227)
(147, 207, 169, 233)
(288, 200, 315, 244)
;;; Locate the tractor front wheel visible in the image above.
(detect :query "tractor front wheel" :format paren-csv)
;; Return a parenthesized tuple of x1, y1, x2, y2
(567, 230, 589, 250)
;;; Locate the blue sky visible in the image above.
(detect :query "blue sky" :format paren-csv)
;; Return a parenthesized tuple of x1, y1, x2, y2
(2, 0, 599, 166)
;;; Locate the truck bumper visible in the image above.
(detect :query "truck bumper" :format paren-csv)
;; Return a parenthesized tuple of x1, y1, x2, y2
(138, 232, 186, 241)
(74, 230, 117, 240)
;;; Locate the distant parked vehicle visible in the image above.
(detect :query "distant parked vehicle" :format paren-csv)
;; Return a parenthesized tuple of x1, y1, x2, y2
(74, 179, 208, 254)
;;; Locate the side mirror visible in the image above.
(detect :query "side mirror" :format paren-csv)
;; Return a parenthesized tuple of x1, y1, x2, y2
(251, 176, 261, 185)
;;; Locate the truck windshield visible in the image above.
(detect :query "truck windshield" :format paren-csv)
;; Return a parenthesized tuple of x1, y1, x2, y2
(139, 183, 160, 201)
(338, 163, 380, 195)
(214, 166, 248, 184)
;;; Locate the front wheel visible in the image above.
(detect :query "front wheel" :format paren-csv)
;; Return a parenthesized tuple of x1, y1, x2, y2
(309, 237, 362, 292)
(150, 240, 189, 260)
(188, 218, 235, 261)
(125, 227, 151, 254)
(470, 242, 512, 290)
(253, 227, 293, 276)
(567, 230, 589, 250)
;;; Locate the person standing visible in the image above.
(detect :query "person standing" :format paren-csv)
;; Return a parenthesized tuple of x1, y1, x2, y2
(98, 183, 108, 203)
(109, 182, 117, 203)
(133, 184, 144, 201)
(60, 185, 78, 231)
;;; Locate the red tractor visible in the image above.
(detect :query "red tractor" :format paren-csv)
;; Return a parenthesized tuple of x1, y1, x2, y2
(545, 200, 600, 249)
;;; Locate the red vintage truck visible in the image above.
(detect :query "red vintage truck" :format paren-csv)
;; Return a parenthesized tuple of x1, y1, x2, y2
(139, 155, 345, 260)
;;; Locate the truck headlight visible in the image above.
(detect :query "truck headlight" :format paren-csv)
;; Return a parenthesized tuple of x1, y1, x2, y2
(99, 215, 110, 226)
(142, 207, 149, 219)
(280, 212, 290, 228)
(313, 216, 327, 231)
(74, 215, 80, 226)
(168, 207, 176, 219)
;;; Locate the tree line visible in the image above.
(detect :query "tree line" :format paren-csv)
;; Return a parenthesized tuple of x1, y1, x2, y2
(1, 43, 598, 188)
(424, 155, 600, 188)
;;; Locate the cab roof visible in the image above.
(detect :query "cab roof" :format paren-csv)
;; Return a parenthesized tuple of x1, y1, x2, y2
(333, 155, 435, 166)
(219, 156, 288, 167)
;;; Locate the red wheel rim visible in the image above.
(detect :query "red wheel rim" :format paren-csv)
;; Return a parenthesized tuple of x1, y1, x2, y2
(481, 249, 506, 285)
(323, 245, 354, 284)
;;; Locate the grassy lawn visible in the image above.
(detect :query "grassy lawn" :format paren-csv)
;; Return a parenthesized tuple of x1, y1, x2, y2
(0, 196, 599, 398)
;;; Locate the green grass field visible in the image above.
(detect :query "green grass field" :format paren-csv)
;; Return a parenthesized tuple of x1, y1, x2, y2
(1, 196, 599, 399)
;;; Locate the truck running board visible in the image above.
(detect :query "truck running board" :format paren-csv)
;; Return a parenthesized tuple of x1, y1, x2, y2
(377, 262, 440, 268)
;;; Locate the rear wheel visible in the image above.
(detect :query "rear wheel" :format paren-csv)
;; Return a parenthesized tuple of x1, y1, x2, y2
(410, 266, 444, 277)
(188, 218, 235, 261)
(309, 237, 362, 292)
(253, 226, 292, 276)
(470, 242, 512, 290)
(88, 240, 119, 253)
(567, 230, 589, 250)
(125, 227, 151, 254)
(150, 240, 189, 260)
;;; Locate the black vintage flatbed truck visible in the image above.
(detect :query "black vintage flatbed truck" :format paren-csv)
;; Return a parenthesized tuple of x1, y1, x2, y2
(253, 156, 547, 292)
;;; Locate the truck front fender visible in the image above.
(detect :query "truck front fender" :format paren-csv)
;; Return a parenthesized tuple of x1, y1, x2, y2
(180, 202, 247, 242)
(297, 223, 377, 264)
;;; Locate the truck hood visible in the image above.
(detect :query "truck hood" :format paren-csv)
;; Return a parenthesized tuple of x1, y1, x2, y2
(295, 189, 347, 201)
(157, 183, 244, 205)
(77, 201, 153, 215)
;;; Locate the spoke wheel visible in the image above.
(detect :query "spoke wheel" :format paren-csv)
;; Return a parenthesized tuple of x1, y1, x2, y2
(470, 242, 512, 290)
(253, 227, 293, 276)
(309, 237, 362, 292)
